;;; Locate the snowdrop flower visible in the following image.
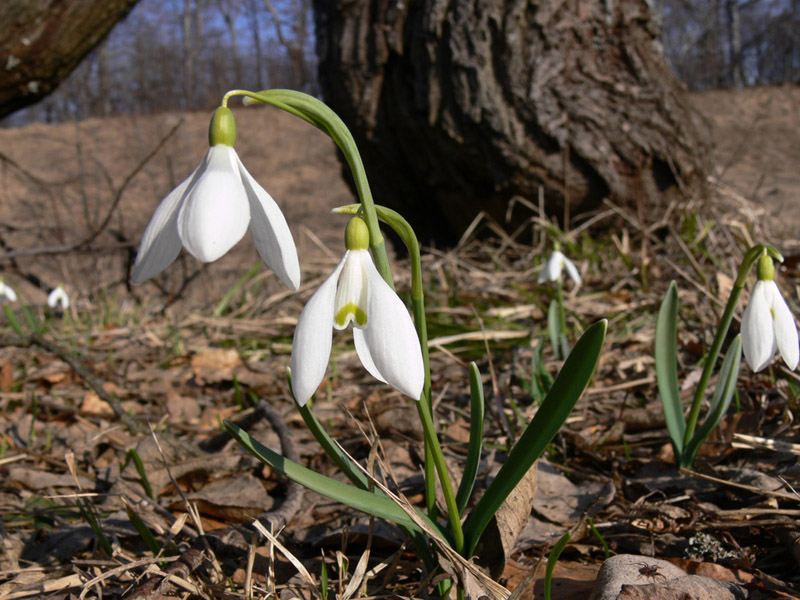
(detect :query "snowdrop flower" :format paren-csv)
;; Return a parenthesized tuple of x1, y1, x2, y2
(291, 217, 424, 406)
(0, 279, 17, 303)
(131, 106, 300, 290)
(47, 284, 69, 310)
(741, 254, 799, 372)
(538, 249, 581, 285)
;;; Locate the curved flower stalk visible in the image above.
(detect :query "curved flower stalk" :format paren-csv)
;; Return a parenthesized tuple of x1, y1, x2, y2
(131, 106, 300, 290)
(741, 254, 799, 372)
(291, 217, 424, 406)
(47, 284, 69, 310)
(0, 279, 17, 303)
(538, 250, 581, 285)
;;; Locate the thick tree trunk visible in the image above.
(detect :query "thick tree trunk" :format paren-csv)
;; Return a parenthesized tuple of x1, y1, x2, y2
(0, 0, 139, 120)
(313, 0, 713, 244)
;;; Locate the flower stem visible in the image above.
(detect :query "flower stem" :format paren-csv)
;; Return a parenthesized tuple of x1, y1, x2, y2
(221, 89, 394, 288)
(681, 244, 783, 455)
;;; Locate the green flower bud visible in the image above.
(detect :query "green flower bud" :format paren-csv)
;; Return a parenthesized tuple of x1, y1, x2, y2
(344, 217, 369, 251)
(208, 106, 236, 147)
(757, 253, 775, 281)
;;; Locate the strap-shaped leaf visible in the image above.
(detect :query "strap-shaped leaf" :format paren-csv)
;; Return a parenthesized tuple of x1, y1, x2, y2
(682, 335, 742, 467)
(655, 281, 685, 456)
(224, 420, 445, 537)
(462, 319, 607, 556)
(455, 362, 485, 514)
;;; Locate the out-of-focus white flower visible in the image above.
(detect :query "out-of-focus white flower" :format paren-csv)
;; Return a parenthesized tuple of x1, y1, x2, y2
(741, 255, 798, 372)
(47, 284, 69, 310)
(131, 106, 300, 290)
(538, 250, 581, 285)
(291, 218, 424, 406)
(0, 280, 17, 303)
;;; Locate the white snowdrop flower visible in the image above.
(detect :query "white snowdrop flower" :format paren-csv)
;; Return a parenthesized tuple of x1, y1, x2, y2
(0, 280, 17, 303)
(47, 284, 69, 310)
(131, 106, 300, 290)
(538, 249, 581, 285)
(291, 218, 424, 406)
(741, 254, 799, 372)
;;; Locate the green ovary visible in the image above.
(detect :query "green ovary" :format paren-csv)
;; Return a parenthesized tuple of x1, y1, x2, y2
(335, 303, 367, 327)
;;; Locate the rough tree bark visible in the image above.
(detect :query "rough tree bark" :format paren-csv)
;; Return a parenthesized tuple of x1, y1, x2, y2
(313, 0, 713, 244)
(0, 0, 139, 120)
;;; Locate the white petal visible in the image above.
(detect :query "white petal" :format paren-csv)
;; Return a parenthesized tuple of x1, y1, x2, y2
(131, 157, 206, 283)
(538, 252, 563, 283)
(742, 281, 775, 372)
(767, 281, 799, 370)
(353, 328, 388, 384)
(47, 287, 69, 309)
(0, 283, 17, 302)
(356, 254, 424, 400)
(563, 256, 582, 285)
(333, 250, 369, 330)
(238, 158, 301, 290)
(290, 256, 347, 406)
(178, 146, 250, 263)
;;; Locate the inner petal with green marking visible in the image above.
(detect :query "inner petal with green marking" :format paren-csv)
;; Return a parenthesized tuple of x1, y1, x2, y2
(333, 250, 369, 330)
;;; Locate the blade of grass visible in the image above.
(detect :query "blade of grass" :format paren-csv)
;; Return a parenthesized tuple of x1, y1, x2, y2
(545, 532, 571, 600)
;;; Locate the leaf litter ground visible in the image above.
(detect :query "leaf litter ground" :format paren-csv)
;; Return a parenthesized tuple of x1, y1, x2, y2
(1, 87, 800, 599)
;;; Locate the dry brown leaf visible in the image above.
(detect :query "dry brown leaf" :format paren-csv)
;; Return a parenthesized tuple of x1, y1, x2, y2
(80, 391, 114, 415)
(191, 347, 242, 383)
(477, 461, 538, 578)
(0, 361, 14, 392)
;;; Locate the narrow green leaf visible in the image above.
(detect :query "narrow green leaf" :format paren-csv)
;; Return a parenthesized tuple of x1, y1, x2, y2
(3, 304, 25, 337)
(126, 449, 154, 499)
(456, 363, 485, 514)
(547, 300, 561, 359)
(124, 502, 161, 558)
(224, 420, 445, 537)
(321, 553, 329, 600)
(683, 335, 742, 467)
(463, 320, 607, 556)
(655, 281, 685, 457)
(545, 532, 571, 600)
(293, 387, 371, 491)
(21, 304, 43, 334)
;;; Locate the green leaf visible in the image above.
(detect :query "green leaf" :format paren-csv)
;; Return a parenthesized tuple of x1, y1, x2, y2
(545, 532, 571, 600)
(462, 320, 607, 556)
(655, 281, 685, 457)
(682, 335, 742, 467)
(124, 502, 161, 558)
(126, 449, 154, 499)
(547, 300, 561, 359)
(224, 420, 445, 537)
(3, 304, 25, 337)
(456, 362, 485, 514)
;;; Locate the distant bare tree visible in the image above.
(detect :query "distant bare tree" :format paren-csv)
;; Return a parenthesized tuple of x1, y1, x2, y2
(0, 0, 140, 119)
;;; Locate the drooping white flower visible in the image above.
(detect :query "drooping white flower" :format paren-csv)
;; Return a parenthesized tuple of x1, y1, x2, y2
(291, 217, 424, 406)
(0, 280, 17, 303)
(538, 250, 581, 285)
(131, 106, 300, 290)
(741, 255, 798, 372)
(47, 284, 69, 310)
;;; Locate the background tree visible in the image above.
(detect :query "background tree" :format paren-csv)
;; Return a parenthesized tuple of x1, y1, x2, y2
(313, 0, 713, 244)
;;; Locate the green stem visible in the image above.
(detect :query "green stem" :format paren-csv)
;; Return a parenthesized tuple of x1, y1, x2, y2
(682, 244, 783, 451)
(221, 89, 393, 287)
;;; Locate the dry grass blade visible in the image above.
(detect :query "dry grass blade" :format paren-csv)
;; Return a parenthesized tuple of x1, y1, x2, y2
(251, 520, 320, 596)
(4, 573, 84, 600)
(78, 557, 180, 599)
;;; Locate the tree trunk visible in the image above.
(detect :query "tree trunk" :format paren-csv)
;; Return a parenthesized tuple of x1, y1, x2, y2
(0, 0, 139, 120)
(313, 0, 713, 245)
